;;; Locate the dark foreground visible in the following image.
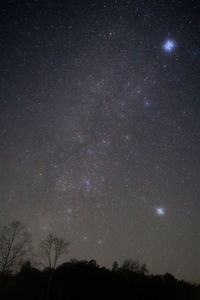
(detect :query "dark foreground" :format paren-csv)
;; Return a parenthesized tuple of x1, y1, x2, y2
(0, 260, 199, 300)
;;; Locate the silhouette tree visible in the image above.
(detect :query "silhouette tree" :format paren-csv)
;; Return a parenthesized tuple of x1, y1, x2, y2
(111, 261, 119, 272)
(121, 259, 148, 274)
(88, 259, 98, 267)
(38, 234, 69, 269)
(0, 221, 31, 274)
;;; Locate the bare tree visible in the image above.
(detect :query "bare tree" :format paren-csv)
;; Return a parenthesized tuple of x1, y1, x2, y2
(0, 221, 31, 274)
(39, 234, 69, 269)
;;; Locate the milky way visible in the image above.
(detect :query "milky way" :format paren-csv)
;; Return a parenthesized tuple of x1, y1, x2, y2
(0, 0, 200, 282)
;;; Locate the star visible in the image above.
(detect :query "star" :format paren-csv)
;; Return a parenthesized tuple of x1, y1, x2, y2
(67, 208, 72, 214)
(144, 100, 151, 107)
(156, 207, 165, 216)
(87, 148, 92, 154)
(163, 40, 175, 52)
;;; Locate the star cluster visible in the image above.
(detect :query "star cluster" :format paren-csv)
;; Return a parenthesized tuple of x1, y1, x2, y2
(0, 0, 200, 282)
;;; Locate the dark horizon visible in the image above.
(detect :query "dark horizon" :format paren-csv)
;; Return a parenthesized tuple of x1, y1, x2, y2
(0, 0, 200, 283)
(1, 257, 200, 300)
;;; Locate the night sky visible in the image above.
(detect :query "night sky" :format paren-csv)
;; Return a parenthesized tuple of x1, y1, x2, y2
(0, 0, 200, 282)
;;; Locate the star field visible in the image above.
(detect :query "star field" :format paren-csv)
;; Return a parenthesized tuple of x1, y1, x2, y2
(0, 0, 200, 282)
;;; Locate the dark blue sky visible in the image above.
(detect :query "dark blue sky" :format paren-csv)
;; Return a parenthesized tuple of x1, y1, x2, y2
(0, 0, 200, 282)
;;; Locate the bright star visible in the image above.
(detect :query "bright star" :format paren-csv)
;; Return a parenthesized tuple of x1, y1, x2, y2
(144, 100, 151, 106)
(163, 40, 175, 52)
(156, 207, 165, 216)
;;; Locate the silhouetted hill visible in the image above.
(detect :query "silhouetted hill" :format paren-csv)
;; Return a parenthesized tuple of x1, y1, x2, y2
(0, 260, 199, 300)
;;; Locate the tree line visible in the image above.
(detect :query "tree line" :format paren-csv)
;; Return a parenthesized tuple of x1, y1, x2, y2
(0, 221, 200, 300)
